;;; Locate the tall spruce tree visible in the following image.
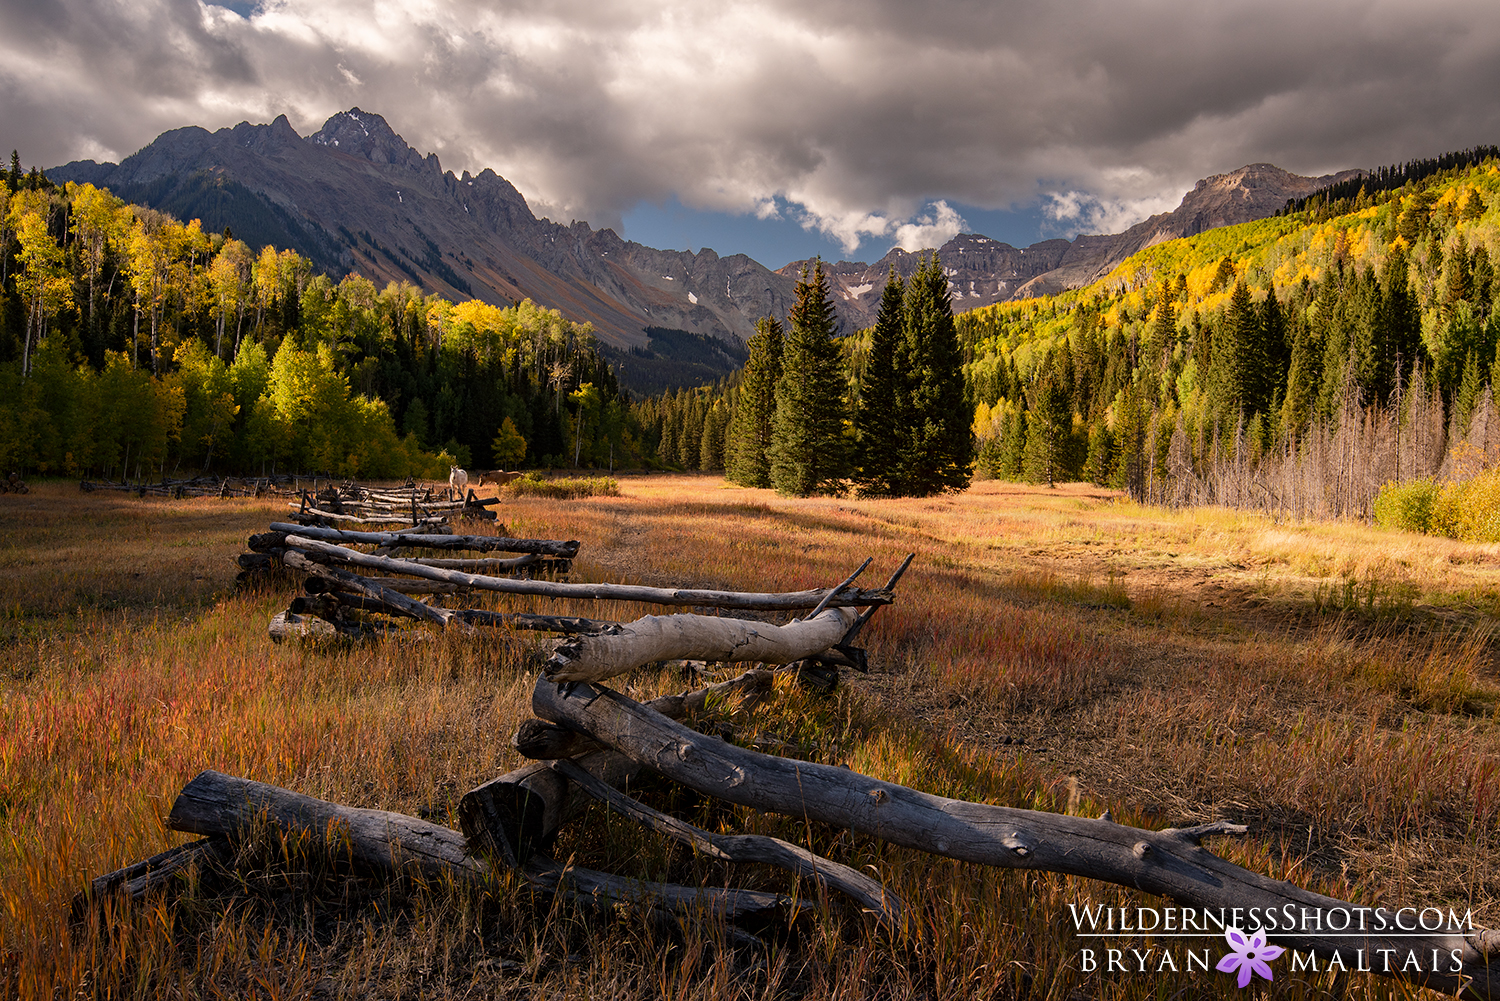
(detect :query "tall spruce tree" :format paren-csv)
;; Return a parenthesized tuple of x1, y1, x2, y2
(725, 316, 783, 487)
(852, 267, 904, 495)
(769, 263, 850, 496)
(892, 254, 973, 494)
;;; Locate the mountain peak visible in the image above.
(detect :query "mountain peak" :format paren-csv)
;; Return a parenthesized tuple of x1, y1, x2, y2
(308, 108, 424, 169)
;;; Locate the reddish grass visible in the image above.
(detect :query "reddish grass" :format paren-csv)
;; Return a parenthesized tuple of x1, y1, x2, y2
(2, 475, 1498, 998)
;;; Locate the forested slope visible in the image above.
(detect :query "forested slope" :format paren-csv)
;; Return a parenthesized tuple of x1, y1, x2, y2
(0, 168, 634, 480)
(953, 149, 1500, 521)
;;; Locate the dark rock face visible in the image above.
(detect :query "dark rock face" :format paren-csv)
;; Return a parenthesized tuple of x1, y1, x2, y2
(52, 110, 1360, 346)
(51, 108, 809, 348)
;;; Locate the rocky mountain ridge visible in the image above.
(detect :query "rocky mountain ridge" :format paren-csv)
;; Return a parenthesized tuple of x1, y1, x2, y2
(52, 110, 1362, 349)
(51, 109, 803, 349)
(781, 163, 1367, 329)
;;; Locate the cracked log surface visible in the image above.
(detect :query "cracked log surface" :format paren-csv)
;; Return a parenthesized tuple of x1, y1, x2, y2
(283, 535, 893, 611)
(534, 679, 1500, 998)
(545, 608, 858, 683)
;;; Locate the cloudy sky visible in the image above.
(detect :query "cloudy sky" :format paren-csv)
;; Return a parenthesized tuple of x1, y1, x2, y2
(4, 0, 1499, 269)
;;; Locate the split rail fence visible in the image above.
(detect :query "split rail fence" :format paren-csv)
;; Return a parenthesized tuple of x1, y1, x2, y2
(83, 521, 1500, 997)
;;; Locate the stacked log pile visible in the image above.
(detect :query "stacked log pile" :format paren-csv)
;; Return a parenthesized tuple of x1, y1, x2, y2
(83, 543, 1500, 998)
(287, 481, 500, 530)
(0, 471, 29, 494)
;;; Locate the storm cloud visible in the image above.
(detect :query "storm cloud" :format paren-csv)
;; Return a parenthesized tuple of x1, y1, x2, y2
(4, 0, 1499, 252)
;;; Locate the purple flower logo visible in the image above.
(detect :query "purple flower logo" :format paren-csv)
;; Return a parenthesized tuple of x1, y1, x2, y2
(1217, 927, 1284, 987)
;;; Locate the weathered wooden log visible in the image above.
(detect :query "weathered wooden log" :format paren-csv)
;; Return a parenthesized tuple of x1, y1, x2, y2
(363, 577, 465, 595)
(268, 523, 580, 558)
(463, 671, 775, 860)
(163, 771, 791, 922)
(544, 607, 858, 683)
(72, 837, 232, 918)
(403, 553, 538, 572)
(282, 551, 462, 629)
(459, 751, 643, 866)
(514, 669, 774, 760)
(551, 757, 900, 928)
(286, 536, 892, 611)
(168, 770, 479, 877)
(452, 610, 612, 633)
(535, 679, 1500, 998)
(270, 610, 351, 642)
(303, 582, 609, 634)
(292, 505, 451, 527)
(522, 856, 796, 923)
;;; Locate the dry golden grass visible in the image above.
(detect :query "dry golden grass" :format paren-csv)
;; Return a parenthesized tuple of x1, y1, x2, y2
(3, 475, 1499, 999)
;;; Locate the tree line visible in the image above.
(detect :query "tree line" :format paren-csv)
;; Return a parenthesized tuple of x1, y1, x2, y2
(958, 157, 1500, 518)
(631, 257, 973, 497)
(0, 170, 634, 480)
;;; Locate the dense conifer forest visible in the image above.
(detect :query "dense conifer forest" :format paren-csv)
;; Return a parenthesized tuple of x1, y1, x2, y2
(6, 147, 1500, 525)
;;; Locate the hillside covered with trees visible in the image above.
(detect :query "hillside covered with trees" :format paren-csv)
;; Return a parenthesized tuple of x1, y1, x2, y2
(955, 148, 1500, 525)
(0, 161, 633, 481)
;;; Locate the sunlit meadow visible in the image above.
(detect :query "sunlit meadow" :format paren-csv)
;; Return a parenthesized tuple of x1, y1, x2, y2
(3, 476, 1499, 998)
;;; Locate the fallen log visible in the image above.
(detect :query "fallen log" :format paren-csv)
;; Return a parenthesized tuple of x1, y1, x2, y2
(292, 505, 451, 527)
(286, 536, 892, 611)
(282, 552, 461, 629)
(522, 856, 796, 923)
(169, 770, 479, 877)
(513, 669, 774, 760)
(462, 671, 775, 860)
(551, 757, 901, 928)
(300, 585, 610, 635)
(532, 679, 1500, 998)
(163, 770, 791, 922)
(270, 609, 355, 642)
(72, 837, 232, 918)
(269, 523, 580, 558)
(544, 607, 859, 683)
(404, 554, 539, 572)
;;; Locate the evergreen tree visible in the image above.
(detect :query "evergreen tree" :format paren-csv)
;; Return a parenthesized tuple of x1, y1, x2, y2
(769, 263, 850, 496)
(1082, 419, 1114, 485)
(1143, 281, 1176, 374)
(1023, 359, 1072, 486)
(852, 268, 904, 495)
(1280, 321, 1320, 440)
(1207, 279, 1255, 422)
(891, 254, 973, 494)
(1454, 349, 1482, 438)
(725, 317, 783, 486)
(1255, 288, 1288, 414)
(997, 403, 1027, 480)
(1111, 381, 1149, 500)
(6, 150, 19, 191)
(698, 399, 726, 472)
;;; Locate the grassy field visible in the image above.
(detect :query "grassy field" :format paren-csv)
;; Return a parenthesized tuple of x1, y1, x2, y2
(3, 475, 1499, 999)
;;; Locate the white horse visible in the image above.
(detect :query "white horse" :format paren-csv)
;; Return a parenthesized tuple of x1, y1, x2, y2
(448, 465, 468, 499)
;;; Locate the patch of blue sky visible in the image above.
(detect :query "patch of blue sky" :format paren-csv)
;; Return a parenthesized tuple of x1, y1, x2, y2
(621, 196, 1070, 272)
